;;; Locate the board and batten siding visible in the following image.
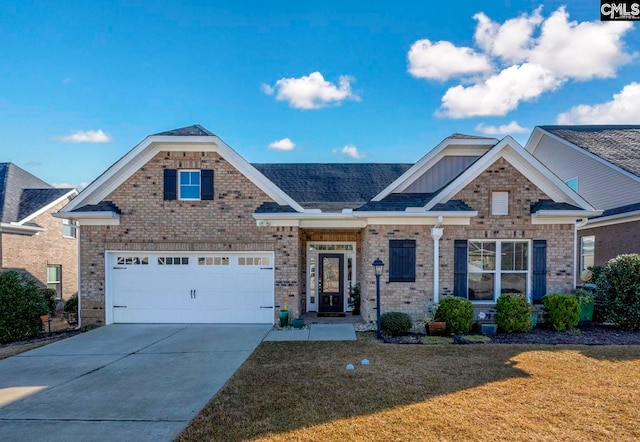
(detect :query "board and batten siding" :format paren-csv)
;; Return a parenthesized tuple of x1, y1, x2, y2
(404, 156, 481, 193)
(532, 135, 640, 210)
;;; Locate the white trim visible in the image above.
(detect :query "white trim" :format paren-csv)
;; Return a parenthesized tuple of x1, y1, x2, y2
(424, 137, 597, 212)
(17, 189, 78, 224)
(305, 242, 357, 313)
(372, 137, 498, 201)
(580, 210, 640, 229)
(431, 227, 443, 303)
(527, 127, 640, 185)
(60, 134, 305, 214)
(177, 169, 201, 201)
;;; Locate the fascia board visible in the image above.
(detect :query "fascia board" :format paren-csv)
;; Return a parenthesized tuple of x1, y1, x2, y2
(533, 210, 603, 218)
(424, 137, 596, 211)
(371, 137, 497, 202)
(61, 134, 305, 214)
(581, 210, 640, 229)
(533, 128, 640, 185)
(17, 189, 78, 224)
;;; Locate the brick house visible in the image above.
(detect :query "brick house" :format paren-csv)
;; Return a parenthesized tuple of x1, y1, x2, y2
(0, 163, 78, 303)
(526, 126, 640, 274)
(58, 125, 599, 326)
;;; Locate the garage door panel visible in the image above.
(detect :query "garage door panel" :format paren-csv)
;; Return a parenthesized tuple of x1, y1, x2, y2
(108, 252, 274, 324)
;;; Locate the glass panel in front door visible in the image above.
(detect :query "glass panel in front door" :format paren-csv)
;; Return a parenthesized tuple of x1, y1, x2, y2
(322, 257, 340, 293)
(319, 254, 344, 313)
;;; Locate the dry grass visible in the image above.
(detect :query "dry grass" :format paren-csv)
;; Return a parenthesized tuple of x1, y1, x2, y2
(178, 340, 640, 442)
(0, 340, 54, 360)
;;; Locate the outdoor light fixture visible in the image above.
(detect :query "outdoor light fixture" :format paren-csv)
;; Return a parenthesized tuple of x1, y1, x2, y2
(372, 258, 384, 339)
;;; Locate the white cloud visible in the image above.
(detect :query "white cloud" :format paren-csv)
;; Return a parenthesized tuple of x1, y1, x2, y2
(407, 39, 492, 81)
(475, 121, 530, 135)
(53, 182, 89, 190)
(440, 63, 562, 118)
(262, 71, 359, 109)
(59, 130, 112, 143)
(410, 7, 635, 118)
(556, 82, 640, 124)
(268, 138, 296, 151)
(473, 8, 543, 63)
(337, 144, 365, 159)
(528, 7, 633, 80)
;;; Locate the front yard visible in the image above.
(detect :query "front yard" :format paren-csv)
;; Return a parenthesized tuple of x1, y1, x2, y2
(178, 338, 640, 442)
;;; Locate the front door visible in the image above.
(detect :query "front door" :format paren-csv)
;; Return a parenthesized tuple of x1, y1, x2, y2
(318, 254, 344, 313)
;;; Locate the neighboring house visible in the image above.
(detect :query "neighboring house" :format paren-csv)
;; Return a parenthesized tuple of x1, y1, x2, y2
(526, 126, 640, 273)
(58, 125, 599, 326)
(0, 163, 78, 303)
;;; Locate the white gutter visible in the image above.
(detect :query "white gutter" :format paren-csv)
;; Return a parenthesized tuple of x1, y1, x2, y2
(532, 210, 603, 218)
(580, 210, 640, 229)
(52, 211, 120, 220)
(0, 222, 46, 235)
(74, 226, 82, 331)
(431, 216, 444, 304)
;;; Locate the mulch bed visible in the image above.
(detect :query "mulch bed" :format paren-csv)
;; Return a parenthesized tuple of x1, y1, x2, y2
(1, 329, 83, 349)
(382, 324, 640, 345)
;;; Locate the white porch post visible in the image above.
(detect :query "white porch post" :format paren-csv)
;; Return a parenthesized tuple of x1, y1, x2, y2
(431, 227, 443, 304)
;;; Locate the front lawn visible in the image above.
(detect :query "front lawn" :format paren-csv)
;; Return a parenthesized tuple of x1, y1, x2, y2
(178, 339, 640, 442)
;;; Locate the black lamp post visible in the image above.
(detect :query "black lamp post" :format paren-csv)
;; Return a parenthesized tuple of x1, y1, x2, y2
(372, 257, 384, 339)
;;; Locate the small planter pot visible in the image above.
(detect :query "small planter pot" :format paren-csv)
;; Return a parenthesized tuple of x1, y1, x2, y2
(479, 323, 498, 336)
(427, 321, 447, 336)
(530, 312, 539, 328)
(291, 318, 305, 329)
(578, 302, 594, 327)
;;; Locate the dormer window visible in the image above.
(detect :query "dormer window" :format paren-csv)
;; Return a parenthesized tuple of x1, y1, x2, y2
(179, 170, 201, 200)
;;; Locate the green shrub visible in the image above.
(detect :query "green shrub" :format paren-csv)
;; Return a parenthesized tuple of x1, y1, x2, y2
(0, 271, 49, 344)
(40, 288, 58, 315)
(380, 312, 412, 336)
(434, 296, 473, 335)
(543, 294, 580, 331)
(597, 254, 640, 331)
(64, 294, 78, 313)
(496, 293, 532, 333)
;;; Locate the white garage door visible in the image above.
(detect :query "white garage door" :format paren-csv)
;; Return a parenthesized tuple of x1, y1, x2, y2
(106, 252, 274, 324)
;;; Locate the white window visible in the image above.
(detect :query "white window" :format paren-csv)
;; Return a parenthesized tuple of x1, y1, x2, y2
(581, 236, 595, 272)
(565, 177, 578, 192)
(491, 191, 509, 215)
(47, 265, 62, 299)
(62, 219, 77, 238)
(158, 257, 189, 265)
(468, 240, 529, 302)
(179, 170, 201, 200)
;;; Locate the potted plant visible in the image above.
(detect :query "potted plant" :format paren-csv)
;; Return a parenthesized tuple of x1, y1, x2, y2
(348, 284, 361, 315)
(422, 304, 446, 336)
(575, 288, 595, 326)
(279, 300, 289, 327)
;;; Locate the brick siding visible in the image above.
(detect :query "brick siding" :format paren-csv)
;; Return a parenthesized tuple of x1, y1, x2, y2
(578, 220, 640, 267)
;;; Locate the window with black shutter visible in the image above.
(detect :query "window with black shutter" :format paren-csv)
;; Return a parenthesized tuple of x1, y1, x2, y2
(389, 240, 416, 282)
(163, 169, 177, 200)
(201, 169, 214, 200)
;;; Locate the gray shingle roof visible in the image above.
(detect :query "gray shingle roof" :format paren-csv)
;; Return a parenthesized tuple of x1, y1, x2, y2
(594, 202, 640, 219)
(355, 193, 474, 212)
(0, 163, 73, 223)
(254, 202, 297, 214)
(253, 163, 412, 209)
(530, 200, 584, 213)
(541, 125, 640, 177)
(153, 124, 215, 137)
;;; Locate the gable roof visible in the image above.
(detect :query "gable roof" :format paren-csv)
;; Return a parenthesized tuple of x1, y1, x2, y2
(538, 125, 640, 178)
(0, 163, 75, 224)
(253, 163, 412, 211)
(60, 125, 306, 216)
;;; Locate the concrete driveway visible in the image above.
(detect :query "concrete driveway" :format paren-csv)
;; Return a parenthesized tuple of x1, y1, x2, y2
(0, 324, 271, 441)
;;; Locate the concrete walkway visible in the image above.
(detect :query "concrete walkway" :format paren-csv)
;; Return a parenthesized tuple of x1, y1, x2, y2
(0, 324, 271, 442)
(264, 324, 356, 341)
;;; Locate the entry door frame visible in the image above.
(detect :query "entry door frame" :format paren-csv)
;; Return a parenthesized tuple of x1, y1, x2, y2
(318, 253, 344, 313)
(306, 242, 356, 313)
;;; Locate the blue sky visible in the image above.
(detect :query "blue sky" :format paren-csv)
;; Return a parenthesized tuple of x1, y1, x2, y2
(1, 1, 638, 188)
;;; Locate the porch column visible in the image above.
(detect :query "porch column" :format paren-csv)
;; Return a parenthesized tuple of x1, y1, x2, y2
(431, 227, 443, 304)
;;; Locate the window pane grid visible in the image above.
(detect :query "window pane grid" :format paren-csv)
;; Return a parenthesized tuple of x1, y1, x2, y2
(468, 241, 529, 301)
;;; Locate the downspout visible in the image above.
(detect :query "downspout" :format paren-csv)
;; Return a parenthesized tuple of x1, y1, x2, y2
(74, 225, 82, 330)
(431, 216, 444, 304)
(574, 218, 589, 288)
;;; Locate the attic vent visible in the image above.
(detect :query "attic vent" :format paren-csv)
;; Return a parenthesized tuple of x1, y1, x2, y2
(492, 191, 509, 215)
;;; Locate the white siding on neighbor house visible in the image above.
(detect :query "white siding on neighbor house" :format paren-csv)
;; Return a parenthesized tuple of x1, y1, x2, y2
(404, 155, 481, 193)
(532, 135, 640, 210)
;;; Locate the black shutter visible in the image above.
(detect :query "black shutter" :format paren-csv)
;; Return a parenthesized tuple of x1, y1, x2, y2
(453, 240, 468, 297)
(389, 240, 416, 282)
(163, 169, 177, 200)
(532, 240, 547, 302)
(201, 169, 214, 200)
